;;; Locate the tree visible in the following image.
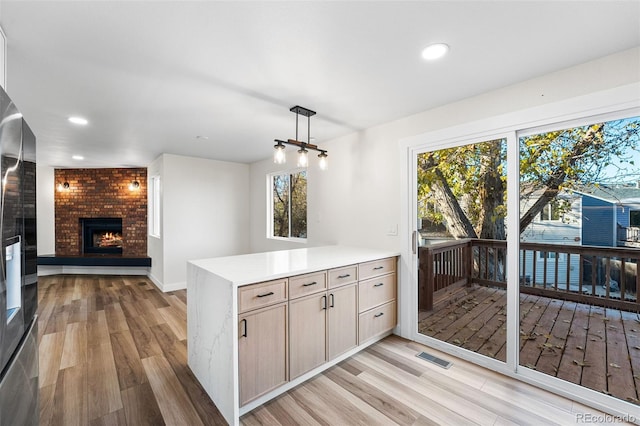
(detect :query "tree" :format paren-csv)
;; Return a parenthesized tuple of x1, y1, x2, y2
(272, 171, 307, 238)
(418, 117, 640, 239)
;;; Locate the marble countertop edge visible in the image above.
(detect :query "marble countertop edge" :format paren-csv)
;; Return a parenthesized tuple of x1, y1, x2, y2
(188, 245, 400, 287)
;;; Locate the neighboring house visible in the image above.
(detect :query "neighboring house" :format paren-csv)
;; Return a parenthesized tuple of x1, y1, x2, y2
(520, 190, 582, 287)
(576, 186, 640, 248)
(520, 184, 640, 290)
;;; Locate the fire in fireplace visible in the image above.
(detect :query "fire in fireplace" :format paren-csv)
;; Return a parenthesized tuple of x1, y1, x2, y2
(81, 218, 123, 254)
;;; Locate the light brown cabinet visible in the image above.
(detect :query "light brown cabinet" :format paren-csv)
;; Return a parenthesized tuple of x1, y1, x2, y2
(289, 292, 327, 379)
(289, 267, 360, 378)
(238, 302, 288, 405)
(357, 259, 397, 345)
(238, 278, 287, 313)
(237, 256, 396, 408)
(327, 283, 358, 360)
(358, 300, 396, 344)
(358, 273, 396, 313)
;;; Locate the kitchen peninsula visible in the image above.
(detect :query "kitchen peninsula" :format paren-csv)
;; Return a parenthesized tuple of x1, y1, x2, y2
(187, 246, 399, 425)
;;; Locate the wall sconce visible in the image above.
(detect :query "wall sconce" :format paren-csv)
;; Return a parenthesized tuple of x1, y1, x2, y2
(57, 181, 70, 192)
(273, 105, 328, 170)
(128, 180, 140, 191)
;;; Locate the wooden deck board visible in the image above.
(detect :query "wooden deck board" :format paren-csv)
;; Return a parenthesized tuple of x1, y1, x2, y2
(418, 284, 640, 405)
(605, 308, 638, 403)
(621, 310, 640, 404)
(556, 302, 590, 385)
(582, 305, 609, 395)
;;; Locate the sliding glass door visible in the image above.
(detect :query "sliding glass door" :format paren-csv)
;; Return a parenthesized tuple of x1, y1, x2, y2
(410, 109, 640, 412)
(518, 115, 640, 405)
(415, 138, 508, 363)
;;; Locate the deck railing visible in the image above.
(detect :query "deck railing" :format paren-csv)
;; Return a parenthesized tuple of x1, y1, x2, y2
(418, 239, 640, 312)
(619, 226, 640, 244)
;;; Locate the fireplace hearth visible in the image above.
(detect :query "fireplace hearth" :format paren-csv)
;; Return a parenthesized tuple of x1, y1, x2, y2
(81, 218, 123, 254)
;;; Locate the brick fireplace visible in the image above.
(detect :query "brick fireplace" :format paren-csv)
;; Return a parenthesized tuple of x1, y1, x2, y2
(54, 168, 147, 256)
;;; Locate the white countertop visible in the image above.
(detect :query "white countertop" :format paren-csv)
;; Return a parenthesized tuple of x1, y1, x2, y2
(189, 245, 399, 286)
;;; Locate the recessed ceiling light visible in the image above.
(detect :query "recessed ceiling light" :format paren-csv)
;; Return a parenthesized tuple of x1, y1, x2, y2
(72, 155, 84, 160)
(68, 116, 88, 125)
(195, 135, 209, 140)
(421, 43, 449, 61)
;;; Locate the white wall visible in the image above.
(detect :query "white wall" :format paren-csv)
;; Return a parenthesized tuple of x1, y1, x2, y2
(147, 155, 164, 286)
(36, 165, 55, 255)
(158, 154, 251, 291)
(249, 47, 640, 253)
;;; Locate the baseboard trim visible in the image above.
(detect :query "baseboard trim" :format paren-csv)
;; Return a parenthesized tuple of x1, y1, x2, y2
(37, 266, 186, 293)
(162, 281, 187, 292)
(146, 273, 186, 293)
(38, 265, 149, 276)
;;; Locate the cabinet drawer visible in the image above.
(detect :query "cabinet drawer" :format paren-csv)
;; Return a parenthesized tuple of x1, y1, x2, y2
(238, 279, 288, 313)
(289, 271, 327, 299)
(328, 265, 357, 288)
(358, 273, 396, 313)
(358, 257, 396, 280)
(358, 301, 396, 344)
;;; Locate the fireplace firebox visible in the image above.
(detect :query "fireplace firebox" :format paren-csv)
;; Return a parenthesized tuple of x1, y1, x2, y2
(81, 218, 123, 254)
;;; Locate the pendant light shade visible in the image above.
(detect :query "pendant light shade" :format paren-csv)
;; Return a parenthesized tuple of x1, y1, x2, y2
(297, 147, 308, 167)
(273, 141, 286, 164)
(318, 151, 328, 170)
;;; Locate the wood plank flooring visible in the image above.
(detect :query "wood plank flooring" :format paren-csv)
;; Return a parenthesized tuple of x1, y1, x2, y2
(37, 274, 225, 426)
(39, 275, 621, 425)
(418, 284, 640, 405)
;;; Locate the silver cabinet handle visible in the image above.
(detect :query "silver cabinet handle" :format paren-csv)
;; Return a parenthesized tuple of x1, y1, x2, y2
(412, 230, 417, 254)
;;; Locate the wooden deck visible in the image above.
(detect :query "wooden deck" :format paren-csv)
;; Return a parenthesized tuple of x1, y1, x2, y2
(418, 284, 640, 405)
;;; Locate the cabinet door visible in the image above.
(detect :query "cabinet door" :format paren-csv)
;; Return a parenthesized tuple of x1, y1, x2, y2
(358, 273, 396, 313)
(289, 293, 327, 379)
(238, 303, 287, 406)
(358, 301, 396, 345)
(327, 284, 357, 360)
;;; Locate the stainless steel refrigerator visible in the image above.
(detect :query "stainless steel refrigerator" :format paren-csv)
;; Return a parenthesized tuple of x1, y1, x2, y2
(0, 85, 38, 425)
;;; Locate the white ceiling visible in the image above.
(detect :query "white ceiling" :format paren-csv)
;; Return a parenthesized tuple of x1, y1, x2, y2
(1, 1, 639, 168)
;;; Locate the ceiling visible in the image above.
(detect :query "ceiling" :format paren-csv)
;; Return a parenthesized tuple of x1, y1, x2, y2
(1, 1, 639, 168)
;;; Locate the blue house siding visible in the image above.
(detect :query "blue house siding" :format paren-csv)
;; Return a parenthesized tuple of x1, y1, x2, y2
(582, 195, 614, 246)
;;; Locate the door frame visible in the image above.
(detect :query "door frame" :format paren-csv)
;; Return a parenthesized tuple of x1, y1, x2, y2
(398, 82, 640, 417)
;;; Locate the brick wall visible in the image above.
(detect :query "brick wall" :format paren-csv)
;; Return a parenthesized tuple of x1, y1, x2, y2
(54, 168, 147, 256)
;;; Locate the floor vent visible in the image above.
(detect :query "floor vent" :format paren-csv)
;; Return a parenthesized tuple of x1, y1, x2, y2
(416, 351, 452, 369)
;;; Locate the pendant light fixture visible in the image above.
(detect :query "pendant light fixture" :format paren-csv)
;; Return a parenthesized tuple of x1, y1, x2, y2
(273, 105, 328, 170)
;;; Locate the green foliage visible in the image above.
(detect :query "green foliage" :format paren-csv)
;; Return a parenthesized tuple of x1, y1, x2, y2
(417, 116, 640, 237)
(519, 118, 640, 191)
(418, 139, 506, 229)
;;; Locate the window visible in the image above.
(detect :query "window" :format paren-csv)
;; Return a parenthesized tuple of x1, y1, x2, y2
(630, 210, 640, 227)
(539, 201, 562, 221)
(269, 170, 307, 240)
(149, 175, 161, 237)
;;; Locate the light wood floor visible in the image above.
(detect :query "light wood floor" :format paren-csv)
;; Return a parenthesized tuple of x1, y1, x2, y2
(38, 275, 622, 425)
(37, 274, 226, 425)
